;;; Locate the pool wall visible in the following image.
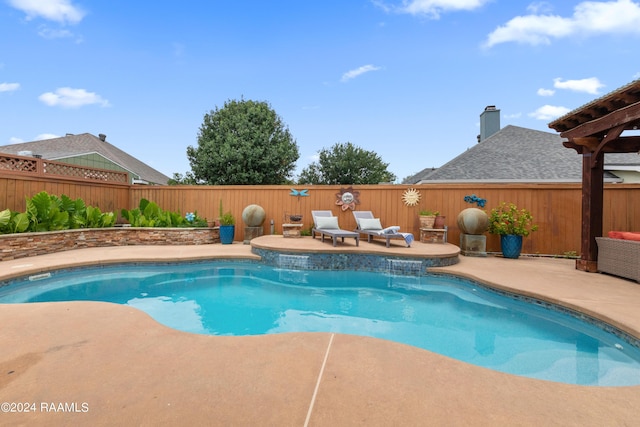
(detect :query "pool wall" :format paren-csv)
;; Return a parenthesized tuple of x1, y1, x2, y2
(252, 247, 459, 275)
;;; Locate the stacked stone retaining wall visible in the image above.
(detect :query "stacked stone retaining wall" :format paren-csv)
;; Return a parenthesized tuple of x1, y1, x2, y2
(0, 227, 221, 261)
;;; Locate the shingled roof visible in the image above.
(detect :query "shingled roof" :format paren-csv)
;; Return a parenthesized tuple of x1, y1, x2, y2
(406, 125, 637, 184)
(0, 133, 170, 185)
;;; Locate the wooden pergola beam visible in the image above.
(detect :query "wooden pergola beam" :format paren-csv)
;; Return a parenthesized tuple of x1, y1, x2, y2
(560, 101, 640, 139)
(565, 136, 640, 153)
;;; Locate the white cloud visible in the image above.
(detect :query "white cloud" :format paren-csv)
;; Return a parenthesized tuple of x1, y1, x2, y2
(38, 26, 74, 39)
(537, 88, 555, 96)
(341, 64, 381, 82)
(38, 87, 110, 108)
(8, 0, 85, 24)
(526, 2, 554, 14)
(396, 0, 490, 18)
(35, 133, 59, 140)
(529, 105, 571, 120)
(553, 77, 604, 95)
(9, 137, 24, 144)
(0, 82, 20, 92)
(485, 0, 640, 47)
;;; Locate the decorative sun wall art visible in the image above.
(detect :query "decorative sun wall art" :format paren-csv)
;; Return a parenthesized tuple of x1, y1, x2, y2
(335, 186, 360, 211)
(402, 188, 421, 206)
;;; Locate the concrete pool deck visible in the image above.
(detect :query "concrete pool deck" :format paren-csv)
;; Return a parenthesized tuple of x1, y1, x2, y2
(1, 236, 640, 426)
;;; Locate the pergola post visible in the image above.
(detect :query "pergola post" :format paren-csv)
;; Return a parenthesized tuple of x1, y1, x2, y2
(576, 151, 604, 272)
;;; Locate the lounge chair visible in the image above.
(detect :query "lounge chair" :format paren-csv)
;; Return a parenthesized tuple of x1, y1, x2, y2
(352, 211, 414, 248)
(311, 210, 360, 247)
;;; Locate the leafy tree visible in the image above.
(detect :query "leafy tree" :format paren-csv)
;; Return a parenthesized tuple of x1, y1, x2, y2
(168, 172, 197, 185)
(186, 98, 299, 184)
(298, 142, 396, 184)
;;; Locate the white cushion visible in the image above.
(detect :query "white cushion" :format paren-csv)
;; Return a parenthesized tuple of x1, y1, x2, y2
(359, 218, 382, 230)
(315, 216, 339, 229)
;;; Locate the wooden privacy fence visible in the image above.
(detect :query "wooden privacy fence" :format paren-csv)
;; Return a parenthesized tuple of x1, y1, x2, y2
(2, 170, 640, 255)
(0, 174, 129, 214)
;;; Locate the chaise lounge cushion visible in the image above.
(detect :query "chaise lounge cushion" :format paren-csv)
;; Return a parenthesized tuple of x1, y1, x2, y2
(358, 218, 382, 230)
(315, 216, 340, 230)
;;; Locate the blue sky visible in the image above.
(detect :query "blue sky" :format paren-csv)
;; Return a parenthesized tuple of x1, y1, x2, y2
(1, 0, 639, 182)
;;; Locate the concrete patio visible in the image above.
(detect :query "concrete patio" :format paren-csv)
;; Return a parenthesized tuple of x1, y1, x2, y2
(1, 237, 639, 426)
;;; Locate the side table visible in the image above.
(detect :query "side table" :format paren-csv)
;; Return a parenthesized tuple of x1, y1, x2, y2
(282, 223, 303, 238)
(420, 226, 448, 243)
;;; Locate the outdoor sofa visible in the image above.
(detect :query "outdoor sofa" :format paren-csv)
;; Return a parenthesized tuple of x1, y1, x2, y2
(596, 231, 640, 283)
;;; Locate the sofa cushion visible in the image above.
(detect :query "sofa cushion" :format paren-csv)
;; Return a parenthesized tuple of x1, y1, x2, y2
(608, 231, 640, 241)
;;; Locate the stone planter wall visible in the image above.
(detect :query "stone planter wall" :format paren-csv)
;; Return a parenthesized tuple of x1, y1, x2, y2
(0, 227, 221, 261)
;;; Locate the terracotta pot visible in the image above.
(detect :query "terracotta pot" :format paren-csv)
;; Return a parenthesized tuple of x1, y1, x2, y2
(419, 215, 436, 228)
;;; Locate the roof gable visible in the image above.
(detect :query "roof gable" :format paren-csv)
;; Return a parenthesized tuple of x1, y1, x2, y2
(0, 133, 170, 185)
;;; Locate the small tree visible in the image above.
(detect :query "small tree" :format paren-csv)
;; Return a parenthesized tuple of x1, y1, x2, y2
(298, 142, 396, 184)
(168, 172, 197, 185)
(186, 98, 299, 185)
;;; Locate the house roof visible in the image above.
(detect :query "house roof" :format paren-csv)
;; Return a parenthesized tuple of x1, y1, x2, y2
(0, 133, 170, 185)
(406, 125, 639, 184)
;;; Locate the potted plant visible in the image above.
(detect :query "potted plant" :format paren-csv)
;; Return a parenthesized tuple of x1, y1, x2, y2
(218, 200, 235, 244)
(488, 202, 538, 258)
(419, 209, 439, 228)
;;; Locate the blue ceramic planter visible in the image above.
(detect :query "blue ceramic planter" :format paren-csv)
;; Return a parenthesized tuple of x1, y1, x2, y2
(219, 225, 235, 244)
(500, 234, 522, 259)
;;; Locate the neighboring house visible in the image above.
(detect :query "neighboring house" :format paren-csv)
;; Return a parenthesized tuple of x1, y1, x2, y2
(0, 133, 170, 185)
(405, 106, 640, 184)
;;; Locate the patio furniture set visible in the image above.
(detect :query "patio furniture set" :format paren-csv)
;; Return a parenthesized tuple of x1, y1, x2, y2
(311, 210, 429, 248)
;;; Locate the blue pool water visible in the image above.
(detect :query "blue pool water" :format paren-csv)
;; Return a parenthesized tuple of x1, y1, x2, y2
(2, 261, 640, 386)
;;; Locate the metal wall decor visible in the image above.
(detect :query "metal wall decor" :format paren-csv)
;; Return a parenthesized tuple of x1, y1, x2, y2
(402, 188, 421, 206)
(335, 186, 360, 211)
(289, 189, 309, 200)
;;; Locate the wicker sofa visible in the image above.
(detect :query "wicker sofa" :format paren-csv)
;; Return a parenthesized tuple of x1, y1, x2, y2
(596, 234, 640, 283)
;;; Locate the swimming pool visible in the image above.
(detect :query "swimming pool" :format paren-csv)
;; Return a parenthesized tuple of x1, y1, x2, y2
(2, 260, 640, 386)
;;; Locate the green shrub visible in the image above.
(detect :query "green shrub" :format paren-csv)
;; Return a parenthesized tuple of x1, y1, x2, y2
(0, 191, 116, 234)
(120, 198, 208, 228)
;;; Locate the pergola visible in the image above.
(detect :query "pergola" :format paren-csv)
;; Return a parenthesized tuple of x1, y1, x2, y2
(548, 78, 640, 272)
